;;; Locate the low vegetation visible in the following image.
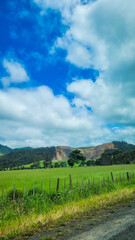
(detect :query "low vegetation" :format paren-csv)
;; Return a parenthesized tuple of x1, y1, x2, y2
(0, 165, 135, 239)
(1, 165, 135, 194)
(0, 142, 135, 239)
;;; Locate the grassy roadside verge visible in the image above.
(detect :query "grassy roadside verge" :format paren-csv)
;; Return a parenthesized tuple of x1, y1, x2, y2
(1, 185, 135, 240)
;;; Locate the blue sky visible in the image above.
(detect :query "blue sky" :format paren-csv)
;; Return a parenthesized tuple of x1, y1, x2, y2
(0, 0, 135, 148)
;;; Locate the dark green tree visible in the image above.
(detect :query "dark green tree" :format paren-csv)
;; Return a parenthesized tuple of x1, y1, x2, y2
(60, 162, 67, 167)
(68, 150, 86, 167)
(30, 162, 40, 169)
(43, 153, 52, 168)
(54, 162, 60, 168)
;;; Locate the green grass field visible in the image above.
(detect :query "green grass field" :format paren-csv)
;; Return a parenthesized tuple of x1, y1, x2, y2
(1, 164, 135, 195)
(0, 164, 135, 239)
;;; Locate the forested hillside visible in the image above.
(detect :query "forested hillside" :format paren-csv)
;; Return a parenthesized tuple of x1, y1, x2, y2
(96, 149, 135, 165)
(0, 144, 12, 154)
(0, 147, 56, 170)
(0, 141, 135, 170)
(112, 141, 135, 152)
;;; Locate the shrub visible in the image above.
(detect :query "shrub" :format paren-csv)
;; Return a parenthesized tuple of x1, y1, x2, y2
(7, 189, 23, 200)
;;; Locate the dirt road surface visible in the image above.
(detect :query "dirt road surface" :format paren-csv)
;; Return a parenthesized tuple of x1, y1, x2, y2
(67, 201, 135, 240)
(29, 199, 135, 240)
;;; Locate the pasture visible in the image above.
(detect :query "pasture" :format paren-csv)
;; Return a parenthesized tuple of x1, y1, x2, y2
(1, 164, 135, 195)
(0, 164, 135, 239)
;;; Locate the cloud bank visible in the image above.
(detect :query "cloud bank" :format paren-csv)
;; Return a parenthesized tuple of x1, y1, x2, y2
(0, 82, 112, 148)
(1, 0, 135, 147)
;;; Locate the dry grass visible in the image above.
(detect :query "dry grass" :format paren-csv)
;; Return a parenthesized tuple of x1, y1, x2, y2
(1, 187, 135, 239)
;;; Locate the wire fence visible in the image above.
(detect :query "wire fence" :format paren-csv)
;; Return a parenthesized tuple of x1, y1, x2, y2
(1, 171, 135, 200)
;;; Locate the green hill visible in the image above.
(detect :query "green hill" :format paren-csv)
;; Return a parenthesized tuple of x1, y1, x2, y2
(0, 147, 56, 170)
(0, 141, 135, 170)
(0, 144, 12, 154)
(112, 141, 135, 152)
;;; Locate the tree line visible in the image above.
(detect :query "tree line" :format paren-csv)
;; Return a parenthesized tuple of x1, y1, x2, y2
(0, 145, 135, 171)
(0, 147, 56, 171)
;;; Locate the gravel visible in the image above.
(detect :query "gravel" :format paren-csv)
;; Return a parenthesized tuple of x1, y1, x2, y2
(29, 198, 135, 240)
(67, 201, 135, 240)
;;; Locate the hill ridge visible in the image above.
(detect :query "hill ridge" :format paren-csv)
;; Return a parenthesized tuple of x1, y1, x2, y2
(0, 141, 135, 170)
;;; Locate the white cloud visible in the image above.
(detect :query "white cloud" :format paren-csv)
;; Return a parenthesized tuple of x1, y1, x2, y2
(1, 0, 135, 147)
(0, 82, 135, 148)
(66, 42, 92, 68)
(34, 0, 135, 75)
(67, 78, 135, 125)
(52, 0, 135, 128)
(0, 85, 114, 148)
(64, 0, 135, 71)
(1, 59, 29, 87)
(33, 0, 81, 22)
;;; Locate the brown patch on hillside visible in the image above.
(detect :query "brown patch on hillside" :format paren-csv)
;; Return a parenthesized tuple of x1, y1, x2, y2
(52, 143, 116, 161)
(79, 142, 115, 159)
(52, 146, 73, 161)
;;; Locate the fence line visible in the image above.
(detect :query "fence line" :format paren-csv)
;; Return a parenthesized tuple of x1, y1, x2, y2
(1, 171, 135, 200)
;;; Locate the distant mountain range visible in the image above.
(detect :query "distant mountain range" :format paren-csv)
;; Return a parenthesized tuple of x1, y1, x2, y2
(0, 141, 135, 169)
(0, 145, 33, 154)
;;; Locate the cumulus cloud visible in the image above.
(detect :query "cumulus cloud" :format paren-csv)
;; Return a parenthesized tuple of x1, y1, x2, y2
(1, 59, 29, 87)
(0, 82, 135, 148)
(53, 0, 135, 72)
(67, 78, 135, 125)
(0, 85, 114, 148)
(49, 0, 135, 127)
(1, 0, 135, 147)
(33, 0, 81, 22)
(34, 0, 135, 81)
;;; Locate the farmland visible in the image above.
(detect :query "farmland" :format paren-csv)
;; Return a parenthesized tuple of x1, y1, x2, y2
(0, 165, 135, 239)
(1, 164, 135, 194)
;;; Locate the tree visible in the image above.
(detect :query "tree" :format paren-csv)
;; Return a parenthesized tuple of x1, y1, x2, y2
(54, 162, 60, 168)
(86, 160, 95, 166)
(60, 162, 67, 167)
(30, 162, 40, 169)
(43, 153, 52, 168)
(68, 150, 86, 167)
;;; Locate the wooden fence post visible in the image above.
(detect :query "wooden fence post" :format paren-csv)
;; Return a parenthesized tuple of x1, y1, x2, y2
(88, 178, 90, 186)
(69, 175, 72, 188)
(111, 172, 114, 182)
(127, 172, 129, 181)
(56, 178, 60, 192)
(107, 176, 110, 184)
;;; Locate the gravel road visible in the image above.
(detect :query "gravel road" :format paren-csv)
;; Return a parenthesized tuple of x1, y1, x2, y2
(29, 199, 135, 240)
(68, 201, 135, 240)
